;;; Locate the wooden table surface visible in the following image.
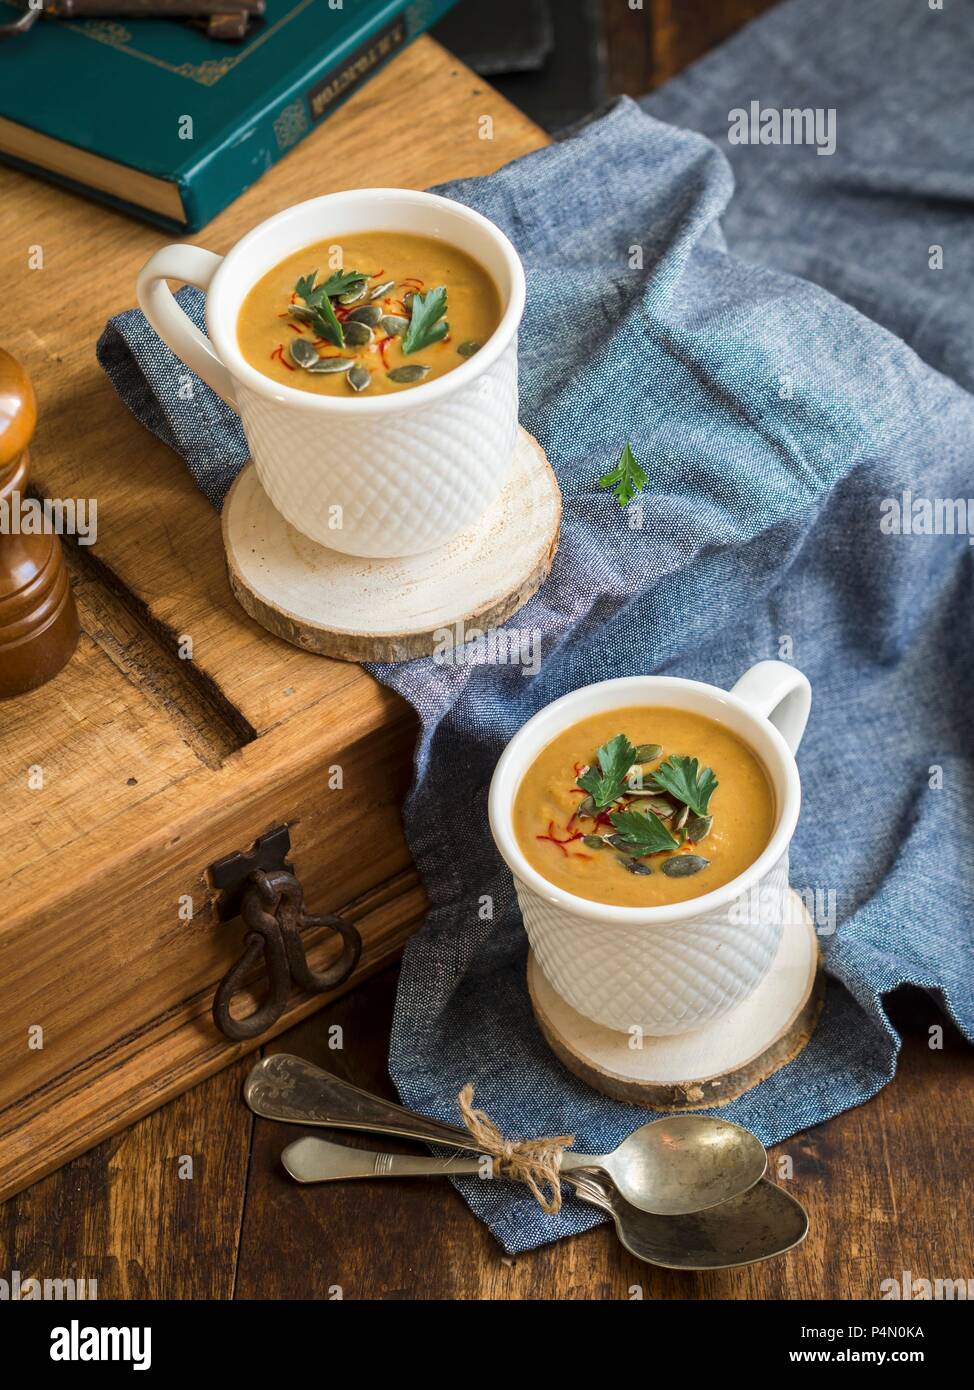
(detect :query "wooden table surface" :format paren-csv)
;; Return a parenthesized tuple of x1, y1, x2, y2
(1, 30, 971, 1300)
(1, 972, 970, 1299)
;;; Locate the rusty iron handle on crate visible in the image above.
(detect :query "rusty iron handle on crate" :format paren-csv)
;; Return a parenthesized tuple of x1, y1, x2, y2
(212, 867, 362, 1042)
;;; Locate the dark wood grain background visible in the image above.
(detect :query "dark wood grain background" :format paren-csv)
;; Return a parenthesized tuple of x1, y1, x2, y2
(606, 0, 783, 94)
(2, 976, 969, 1300)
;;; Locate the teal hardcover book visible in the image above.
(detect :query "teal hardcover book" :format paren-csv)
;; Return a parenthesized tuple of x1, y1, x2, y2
(0, 0, 460, 230)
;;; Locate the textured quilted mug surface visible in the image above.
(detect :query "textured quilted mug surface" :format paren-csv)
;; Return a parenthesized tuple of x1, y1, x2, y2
(235, 340, 519, 558)
(517, 852, 790, 1034)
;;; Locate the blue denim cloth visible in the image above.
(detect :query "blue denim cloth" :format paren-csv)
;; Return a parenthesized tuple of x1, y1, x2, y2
(98, 0, 974, 1254)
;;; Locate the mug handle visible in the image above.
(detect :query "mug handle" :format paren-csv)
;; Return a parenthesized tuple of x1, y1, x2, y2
(136, 244, 237, 408)
(730, 660, 811, 754)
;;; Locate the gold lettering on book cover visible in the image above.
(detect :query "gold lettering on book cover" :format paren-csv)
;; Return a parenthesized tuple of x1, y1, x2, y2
(309, 22, 405, 119)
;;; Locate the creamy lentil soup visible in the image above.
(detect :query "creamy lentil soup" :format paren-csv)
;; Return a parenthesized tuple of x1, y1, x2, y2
(512, 707, 775, 907)
(236, 231, 502, 397)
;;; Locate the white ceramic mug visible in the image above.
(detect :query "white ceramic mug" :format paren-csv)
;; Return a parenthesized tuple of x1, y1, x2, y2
(488, 661, 811, 1036)
(137, 189, 526, 559)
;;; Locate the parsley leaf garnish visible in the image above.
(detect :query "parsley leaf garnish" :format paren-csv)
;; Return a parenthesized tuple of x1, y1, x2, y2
(311, 297, 345, 349)
(319, 269, 369, 298)
(293, 270, 346, 348)
(402, 286, 449, 355)
(652, 755, 718, 816)
(608, 808, 680, 856)
(577, 733, 638, 811)
(599, 442, 648, 507)
(294, 271, 320, 304)
(295, 268, 367, 305)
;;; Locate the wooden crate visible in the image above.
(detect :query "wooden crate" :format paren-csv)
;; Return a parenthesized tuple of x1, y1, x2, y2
(0, 37, 545, 1203)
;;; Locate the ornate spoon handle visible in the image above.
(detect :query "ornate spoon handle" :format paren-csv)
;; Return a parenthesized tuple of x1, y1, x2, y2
(244, 1053, 483, 1152)
(247, 1053, 601, 1172)
(247, 1054, 613, 1217)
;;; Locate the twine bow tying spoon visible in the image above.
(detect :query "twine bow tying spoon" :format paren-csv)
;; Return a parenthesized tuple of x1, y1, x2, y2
(458, 1084, 575, 1215)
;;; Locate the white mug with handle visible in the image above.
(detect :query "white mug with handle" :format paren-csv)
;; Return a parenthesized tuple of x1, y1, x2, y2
(137, 188, 526, 559)
(488, 661, 812, 1036)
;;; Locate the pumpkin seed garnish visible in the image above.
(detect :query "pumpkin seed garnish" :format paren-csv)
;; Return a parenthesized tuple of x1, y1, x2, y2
(606, 834, 641, 856)
(576, 795, 597, 819)
(338, 280, 369, 305)
(672, 803, 689, 832)
(347, 364, 371, 392)
(661, 854, 710, 878)
(686, 814, 713, 842)
(634, 743, 662, 762)
(342, 320, 373, 347)
(379, 315, 408, 337)
(625, 767, 663, 792)
(457, 340, 481, 357)
(307, 356, 356, 375)
(369, 280, 395, 300)
(346, 304, 382, 327)
(288, 337, 320, 369)
(288, 304, 317, 325)
(621, 857, 652, 875)
(581, 835, 606, 849)
(403, 290, 416, 311)
(387, 364, 431, 384)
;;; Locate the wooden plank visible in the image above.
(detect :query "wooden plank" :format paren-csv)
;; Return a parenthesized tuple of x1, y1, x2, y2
(4, 609, 411, 892)
(1, 548, 245, 882)
(0, 37, 548, 748)
(604, 0, 654, 98)
(0, 635, 202, 878)
(0, 1058, 253, 1300)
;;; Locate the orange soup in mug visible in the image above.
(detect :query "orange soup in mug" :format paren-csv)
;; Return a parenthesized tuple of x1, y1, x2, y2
(512, 706, 775, 908)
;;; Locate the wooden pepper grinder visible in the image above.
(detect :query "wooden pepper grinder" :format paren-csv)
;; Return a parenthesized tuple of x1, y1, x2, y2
(0, 348, 80, 698)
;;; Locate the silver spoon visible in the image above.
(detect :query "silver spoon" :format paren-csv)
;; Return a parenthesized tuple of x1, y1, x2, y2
(278, 1135, 806, 1267)
(569, 1170, 808, 1270)
(255, 1061, 807, 1270)
(244, 1053, 767, 1216)
(279, 1134, 806, 1269)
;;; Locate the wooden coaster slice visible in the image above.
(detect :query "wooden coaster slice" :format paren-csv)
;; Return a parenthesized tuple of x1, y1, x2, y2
(528, 892, 823, 1111)
(222, 426, 561, 663)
